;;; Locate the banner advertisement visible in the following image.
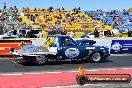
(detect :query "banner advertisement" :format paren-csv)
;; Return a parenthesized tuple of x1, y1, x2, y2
(110, 40, 132, 54)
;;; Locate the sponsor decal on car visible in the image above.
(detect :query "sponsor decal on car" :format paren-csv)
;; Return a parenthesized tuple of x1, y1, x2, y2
(86, 47, 95, 49)
(65, 48, 80, 58)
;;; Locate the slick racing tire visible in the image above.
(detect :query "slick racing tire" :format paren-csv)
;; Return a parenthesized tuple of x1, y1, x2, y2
(76, 75, 86, 85)
(89, 52, 102, 63)
(34, 55, 47, 65)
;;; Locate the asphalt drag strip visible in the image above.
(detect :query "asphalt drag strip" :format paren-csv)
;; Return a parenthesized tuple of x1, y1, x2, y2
(0, 56, 132, 87)
(0, 56, 132, 73)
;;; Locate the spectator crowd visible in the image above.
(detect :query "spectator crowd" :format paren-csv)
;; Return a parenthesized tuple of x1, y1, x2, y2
(0, 3, 132, 38)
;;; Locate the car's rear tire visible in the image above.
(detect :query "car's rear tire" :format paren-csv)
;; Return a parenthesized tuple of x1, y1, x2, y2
(33, 55, 47, 65)
(89, 52, 102, 63)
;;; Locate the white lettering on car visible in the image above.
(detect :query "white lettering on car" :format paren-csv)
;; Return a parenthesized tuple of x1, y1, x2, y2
(86, 47, 95, 49)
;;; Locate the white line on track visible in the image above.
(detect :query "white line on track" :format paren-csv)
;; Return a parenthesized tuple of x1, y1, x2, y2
(42, 82, 132, 88)
(110, 54, 132, 56)
(42, 81, 132, 88)
(0, 67, 132, 76)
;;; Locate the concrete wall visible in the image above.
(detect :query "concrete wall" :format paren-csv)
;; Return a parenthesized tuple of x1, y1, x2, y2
(31, 38, 132, 51)
(31, 38, 46, 46)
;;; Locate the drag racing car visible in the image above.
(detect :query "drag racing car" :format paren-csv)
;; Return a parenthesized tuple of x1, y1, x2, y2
(10, 35, 110, 65)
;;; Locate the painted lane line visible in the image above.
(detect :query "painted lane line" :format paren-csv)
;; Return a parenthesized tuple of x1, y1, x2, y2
(42, 82, 132, 88)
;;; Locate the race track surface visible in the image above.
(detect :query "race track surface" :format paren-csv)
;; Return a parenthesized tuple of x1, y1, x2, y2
(0, 56, 132, 73)
(0, 69, 132, 88)
(0, 55, 132, 88)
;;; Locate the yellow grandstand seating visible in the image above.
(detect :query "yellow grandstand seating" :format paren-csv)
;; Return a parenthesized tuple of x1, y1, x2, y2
(21, 9, 114, 38)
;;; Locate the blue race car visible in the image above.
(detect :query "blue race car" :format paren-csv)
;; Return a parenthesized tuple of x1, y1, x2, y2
(10, 35, 110, 65)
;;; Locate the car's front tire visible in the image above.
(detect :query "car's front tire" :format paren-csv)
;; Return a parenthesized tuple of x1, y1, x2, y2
(89, 52, 102, 63)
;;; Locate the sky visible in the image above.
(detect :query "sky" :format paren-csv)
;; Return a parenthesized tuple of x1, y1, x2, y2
(0, 0, 132, 11)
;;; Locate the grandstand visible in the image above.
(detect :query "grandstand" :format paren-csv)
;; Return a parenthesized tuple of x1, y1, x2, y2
(85, 10, 132, 32)
(0, 6, 132, 38)
(20, 8, 113, 38)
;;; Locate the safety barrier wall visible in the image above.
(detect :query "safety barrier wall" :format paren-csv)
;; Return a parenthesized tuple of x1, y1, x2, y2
(89, 38, 132, 54)
(31, 38, 132, 54)
(92, 38, 132, 54)
(31, 38, 112, 47)
(31, 38, 46, 46)
(110, 39, 132, 54)
(0, 37, 132, 56)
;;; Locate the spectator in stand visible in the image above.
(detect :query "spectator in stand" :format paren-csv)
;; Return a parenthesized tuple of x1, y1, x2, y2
(13, 30, 17, 35)
(12, 6, 18, 20)
(103, 18, 108, 25)
(99, 31, 104, 37)
(94, 27, 99, 37)
(0, 23, 3, 34)
(43, 26, 48, 38)
(112, 22, 116, 29)
(37, 31, 43, 38)
(3, 3, 6, 13)
(26, 30, 32, 38)
(107, 30, 112, 37)
(128, 29, 132, 37)
(62, 7, 65, 10)
(120, 16, 124, 21)
(87, 18, 92, 23)
(0, 9, 2, 16)
(26, 26, 34, 38)
(48, 28, 56, 35)
(69, 30, 75, 38)
(61, 28, 67, 35)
